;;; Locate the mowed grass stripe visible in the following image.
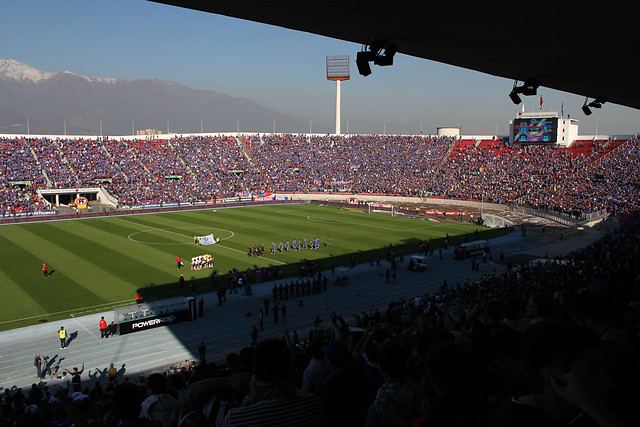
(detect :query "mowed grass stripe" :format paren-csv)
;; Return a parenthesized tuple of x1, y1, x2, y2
(113, 215, 256, 268)
(42, 222, 152, 298)
(78, 216, 201, 272)
(0, 204, 505, 330)
(52, 220, 180, 292)
(128, 211, 289, 268)
(0, 228, 106, 315)
(272, 205, 417, 229)
(217, 205, 385, 257)
(0, 266, 45, 323)
(150, 207, 334, 268)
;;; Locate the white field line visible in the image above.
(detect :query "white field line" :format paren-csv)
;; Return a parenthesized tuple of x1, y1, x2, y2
(304, 215, 431, 232)
(272, 208, 431, 232)
(71, 316, 97, 338)
(117, 217, 286, 265)
(0, 299, 133, 325)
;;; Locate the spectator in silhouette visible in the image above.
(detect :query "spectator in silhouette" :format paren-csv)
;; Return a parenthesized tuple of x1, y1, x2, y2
(110, 382, 162, 427)
(364, 340, 427, 427)
(223, 339, 326, 426)
(490, 321, 626, 427)
(139, 373, 180, 427)
(320, 339, 370, 427)
(524, 292, 553, 326)
(299, 337, 329, 395)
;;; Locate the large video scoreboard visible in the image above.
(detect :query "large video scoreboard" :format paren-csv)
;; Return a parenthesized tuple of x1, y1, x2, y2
(512, 117, 558, 143)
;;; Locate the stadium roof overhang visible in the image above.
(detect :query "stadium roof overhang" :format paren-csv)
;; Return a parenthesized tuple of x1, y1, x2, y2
(150, 1, 640, 111)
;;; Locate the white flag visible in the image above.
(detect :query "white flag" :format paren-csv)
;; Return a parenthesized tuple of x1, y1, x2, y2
(197, 234, 218, 245)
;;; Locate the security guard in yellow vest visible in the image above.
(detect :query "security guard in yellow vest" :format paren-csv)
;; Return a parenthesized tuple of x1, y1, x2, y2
(58, 326, 67, 349)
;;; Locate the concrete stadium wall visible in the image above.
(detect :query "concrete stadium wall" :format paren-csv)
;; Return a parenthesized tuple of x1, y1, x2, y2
(274, 192, 506, 211)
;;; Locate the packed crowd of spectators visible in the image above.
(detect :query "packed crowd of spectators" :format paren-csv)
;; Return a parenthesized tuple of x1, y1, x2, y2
(246, 134, 453, 195)
(1, 135, 639, 216)
(56, 138, 125, 188)
(26, 138, 78, 189)
(2, 212, 638, 426)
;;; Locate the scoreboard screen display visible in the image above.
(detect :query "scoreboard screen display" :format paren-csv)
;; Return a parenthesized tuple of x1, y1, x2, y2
(513, 118, 558, 143)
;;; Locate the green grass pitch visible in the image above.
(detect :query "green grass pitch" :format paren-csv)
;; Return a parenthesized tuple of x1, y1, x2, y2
(0, 203, 505, 331)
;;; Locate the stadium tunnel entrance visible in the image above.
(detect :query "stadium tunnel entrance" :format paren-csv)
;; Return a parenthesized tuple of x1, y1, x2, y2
(39, 187, 117, 209)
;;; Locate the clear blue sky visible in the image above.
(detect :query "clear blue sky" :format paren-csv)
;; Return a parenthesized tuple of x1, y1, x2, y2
(2, 0, 639, 135)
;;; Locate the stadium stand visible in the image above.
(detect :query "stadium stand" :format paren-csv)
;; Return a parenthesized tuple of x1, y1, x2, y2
(1, 134, 639, 426)
(1, 135, 639, 215)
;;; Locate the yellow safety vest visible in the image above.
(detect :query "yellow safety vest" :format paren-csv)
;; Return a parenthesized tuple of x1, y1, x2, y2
(59, 329, 66, 339)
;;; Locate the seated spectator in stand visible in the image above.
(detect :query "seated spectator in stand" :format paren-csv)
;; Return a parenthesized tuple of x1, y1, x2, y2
(110, 382, 162, 427)
(320, 339, 371, 427)
(139, 373, 181, 427)
(502, 297, 529, 334)
(414, 341, 489, 427)
(490, 321, 626, 427)
(223, 339, 327, 426)
(298, 337, 329, 395)
(571, 291, 639, 426)
(444, 307, 472, 351)
(364, 340, 427, 427)
(524, 292, 553, 326)
(571, 291, 632, 349)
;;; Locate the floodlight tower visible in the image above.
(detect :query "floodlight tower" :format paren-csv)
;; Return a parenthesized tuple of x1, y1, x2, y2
(326, 55, 350, 135)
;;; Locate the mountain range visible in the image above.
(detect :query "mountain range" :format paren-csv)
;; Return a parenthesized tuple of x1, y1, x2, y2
(0, 57, 318, 136)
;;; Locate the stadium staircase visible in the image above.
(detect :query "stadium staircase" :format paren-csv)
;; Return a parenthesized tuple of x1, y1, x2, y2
(588, 138, 631, 166)
(51, 140, 80, 184)
(236, 135, 255, 167)
(477, 139, 507, 156)
(122, 140, 152, 176)
(100, 140, 129, 182)
(25, 140, 52, 187)
(432, 138, 458, 179)
(166, 139, 194, 176)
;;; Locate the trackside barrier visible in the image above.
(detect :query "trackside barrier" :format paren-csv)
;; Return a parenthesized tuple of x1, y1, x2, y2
(0, 199, 298, 225)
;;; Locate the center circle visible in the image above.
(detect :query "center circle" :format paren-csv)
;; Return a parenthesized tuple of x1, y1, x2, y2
(128, 227, 235, 245)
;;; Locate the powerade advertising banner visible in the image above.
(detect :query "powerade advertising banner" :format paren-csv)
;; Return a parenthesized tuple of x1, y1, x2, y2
(119, 310, 190, 335)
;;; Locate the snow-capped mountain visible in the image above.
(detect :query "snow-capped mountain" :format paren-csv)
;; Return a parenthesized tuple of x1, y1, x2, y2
(0, 57, 312, 135)
(0, 58, 117, 84)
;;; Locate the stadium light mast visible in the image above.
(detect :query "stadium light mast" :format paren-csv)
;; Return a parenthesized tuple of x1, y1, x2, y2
(326, 56, 350, 135)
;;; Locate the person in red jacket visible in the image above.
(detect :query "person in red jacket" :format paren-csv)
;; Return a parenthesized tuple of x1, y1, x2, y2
(43, 263, 49, 277)
(136, 290, 142, 304)
(99, 316, 108, 338)
(176, 255, 183, 270)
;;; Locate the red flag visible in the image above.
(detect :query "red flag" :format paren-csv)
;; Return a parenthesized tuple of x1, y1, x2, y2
(540, 96, 544, 110)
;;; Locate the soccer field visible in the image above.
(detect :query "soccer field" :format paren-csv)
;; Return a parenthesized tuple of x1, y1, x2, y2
(0, 203, 505, 330)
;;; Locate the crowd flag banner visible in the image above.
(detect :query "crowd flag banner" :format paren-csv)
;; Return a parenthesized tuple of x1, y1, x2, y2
(197, 234, 219, 245)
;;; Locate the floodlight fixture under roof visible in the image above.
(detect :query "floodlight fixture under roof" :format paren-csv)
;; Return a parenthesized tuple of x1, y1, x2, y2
(356, 51, 373, 76)
(509, 91, 522, 105)
(582, 97, 592, 116)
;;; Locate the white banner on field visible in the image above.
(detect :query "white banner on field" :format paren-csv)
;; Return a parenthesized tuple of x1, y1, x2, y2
(197, 234, 219, 245)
